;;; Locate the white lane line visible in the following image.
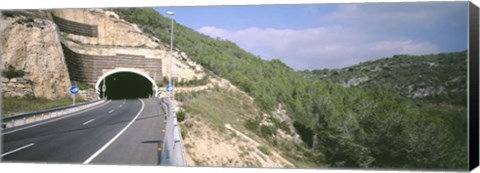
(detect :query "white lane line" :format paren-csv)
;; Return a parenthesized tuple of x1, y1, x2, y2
(82, 119, 95, 125)
(119, 105, 123, 108)
(1, 143, 35, 157)
(108, 110, 114, 114)
(2, 100, 112, 135)
(83, 99, 145, 164)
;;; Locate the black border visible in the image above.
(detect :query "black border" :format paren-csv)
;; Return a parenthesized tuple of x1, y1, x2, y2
(469, 2, 479, 171)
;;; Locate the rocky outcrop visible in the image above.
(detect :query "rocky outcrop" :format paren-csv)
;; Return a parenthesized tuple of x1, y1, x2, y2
(1, 14, 72, 99)
(52, 9, 161, 48)
(1, 77, 34, 98)
(341, 76, 369, 88)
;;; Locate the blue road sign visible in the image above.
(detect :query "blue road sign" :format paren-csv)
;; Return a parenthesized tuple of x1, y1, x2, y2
(70, 85, 79, 94)
(166, 84, 174, 92)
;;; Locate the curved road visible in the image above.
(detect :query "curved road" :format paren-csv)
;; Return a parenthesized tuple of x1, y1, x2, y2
(1, 98, 166, 165)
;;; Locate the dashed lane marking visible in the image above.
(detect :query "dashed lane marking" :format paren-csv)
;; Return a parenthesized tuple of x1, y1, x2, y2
(82, 119, 95, 125)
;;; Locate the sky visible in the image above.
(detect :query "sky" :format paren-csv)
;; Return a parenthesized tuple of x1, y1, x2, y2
(155, 2, 468, 70)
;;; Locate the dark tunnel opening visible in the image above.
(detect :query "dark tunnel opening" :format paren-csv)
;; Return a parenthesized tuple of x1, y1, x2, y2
(98, 72, 154, 100)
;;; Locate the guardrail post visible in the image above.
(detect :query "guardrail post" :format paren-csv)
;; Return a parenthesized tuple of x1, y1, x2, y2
(42, 113, 44, 120)
(33, 115, 36, 121)
(23, 117, 26, 124)
(11, 119, 15, 127)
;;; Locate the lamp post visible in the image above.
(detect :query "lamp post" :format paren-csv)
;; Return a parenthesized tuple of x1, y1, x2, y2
(166, 11, 174, 101)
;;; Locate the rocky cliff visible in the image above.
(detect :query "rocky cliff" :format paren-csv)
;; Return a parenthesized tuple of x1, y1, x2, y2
(1, 13, 72, 99)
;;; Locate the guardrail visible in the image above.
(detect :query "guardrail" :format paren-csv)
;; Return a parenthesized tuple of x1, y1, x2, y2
(159, 97, 186, 166)
(2, 99, 105, 128)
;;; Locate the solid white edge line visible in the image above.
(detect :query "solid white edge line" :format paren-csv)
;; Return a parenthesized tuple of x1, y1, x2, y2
(82, 99, 145, 164)
(82, 119, 95, 125)
(1, 143, 35, 157)
(2, 100, 112, 135)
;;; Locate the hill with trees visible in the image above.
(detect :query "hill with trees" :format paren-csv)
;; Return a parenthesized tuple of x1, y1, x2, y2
(113, 8, 468, 170)
(304, 51, 467, 106)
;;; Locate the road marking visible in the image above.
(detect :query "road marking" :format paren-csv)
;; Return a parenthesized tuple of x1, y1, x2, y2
(2, 100, 112, 135)
(82, 119, 95, 125)
(1, 143, 35, 157)
(108, 110, 114, 114)
(119, 105, 123, 108)
(83, 99, 145, 164)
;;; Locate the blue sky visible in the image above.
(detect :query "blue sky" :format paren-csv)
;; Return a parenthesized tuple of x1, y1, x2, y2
(155, 2, 468, 70)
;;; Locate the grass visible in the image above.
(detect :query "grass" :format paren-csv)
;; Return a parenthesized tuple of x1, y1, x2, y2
(257, 145, 271, 155)
(2, 96, 86, 116)
(181, 90, 257, 131)
(179, 123, 188, 139)
(179, 88, 328, 168)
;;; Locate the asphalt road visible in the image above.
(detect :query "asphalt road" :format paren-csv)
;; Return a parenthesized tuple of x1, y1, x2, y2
(1, 98, 166, 165)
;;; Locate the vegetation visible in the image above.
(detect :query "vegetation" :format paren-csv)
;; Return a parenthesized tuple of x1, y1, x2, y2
(257, 145, 271, 155)
(179, 123, 187, 139)
(2, 65, 26, 79)
(175, 76, 209, 87)
(75, 81, 92, 90)
(178, 90, 257, 131)
(157, 76, 209, 88)
(305, 51, 468, 106)
(114, 8, 468, 170)
(176, 110, 185, 122)
(2, 96, 86, 116)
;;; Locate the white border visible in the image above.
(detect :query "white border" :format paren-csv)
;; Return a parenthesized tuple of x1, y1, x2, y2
(0, 0, 476, 10)
(1, 0, 479, 173)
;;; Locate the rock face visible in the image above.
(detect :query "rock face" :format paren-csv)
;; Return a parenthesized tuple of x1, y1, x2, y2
(52, 9, 161, 48)
(1, 14, 72, 99)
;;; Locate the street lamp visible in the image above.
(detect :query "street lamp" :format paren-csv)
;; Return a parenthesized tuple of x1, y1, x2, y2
(166, 11, 174, 101)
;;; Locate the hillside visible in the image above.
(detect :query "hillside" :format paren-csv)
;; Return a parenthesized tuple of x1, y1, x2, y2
(304, 51, 468, 106)
(114, 8, 468, 170)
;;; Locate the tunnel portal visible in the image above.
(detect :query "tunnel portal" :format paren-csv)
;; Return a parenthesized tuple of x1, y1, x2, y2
(98, 72, 155, 100)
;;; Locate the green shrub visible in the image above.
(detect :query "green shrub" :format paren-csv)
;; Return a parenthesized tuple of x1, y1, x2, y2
(271, 117, 291, 134)
(244, 118, 259, 132)
(259, 125, 274, 138)
(2, 65, 25, 79)
(176, 110, 185, 122)
(180, 123, 187, 139)
(76, 81, 91, 90)
(257, 145, 271, 155)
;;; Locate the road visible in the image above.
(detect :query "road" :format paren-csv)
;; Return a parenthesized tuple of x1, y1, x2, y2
(1, 98, 166, 165)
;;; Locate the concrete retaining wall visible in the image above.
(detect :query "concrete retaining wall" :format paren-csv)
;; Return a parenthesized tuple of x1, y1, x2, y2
(62, 44, 162, 85)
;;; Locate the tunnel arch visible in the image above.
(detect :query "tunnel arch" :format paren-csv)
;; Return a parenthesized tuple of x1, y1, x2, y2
(95, 68, 159, 99)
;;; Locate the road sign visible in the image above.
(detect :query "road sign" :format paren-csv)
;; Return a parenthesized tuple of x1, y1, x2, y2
(166, 84, 174, 92)
(70, 85, 79, 95)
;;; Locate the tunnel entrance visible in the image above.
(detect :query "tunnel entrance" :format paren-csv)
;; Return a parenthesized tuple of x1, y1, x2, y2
(95, 70, 158, 100)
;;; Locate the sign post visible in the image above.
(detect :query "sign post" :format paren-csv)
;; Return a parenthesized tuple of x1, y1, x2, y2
(166, 84, 174, 99)
(70, 85, 79, 105)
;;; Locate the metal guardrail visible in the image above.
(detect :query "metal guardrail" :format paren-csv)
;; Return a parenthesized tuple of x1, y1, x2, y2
(2, 99, 104, 128)
(159, 97, 186, 166)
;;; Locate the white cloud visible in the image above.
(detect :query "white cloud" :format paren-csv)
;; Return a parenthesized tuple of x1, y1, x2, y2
(320, 3, 467, 32)
(198, 25, 439, 70)
(196, 3, 467, 70)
